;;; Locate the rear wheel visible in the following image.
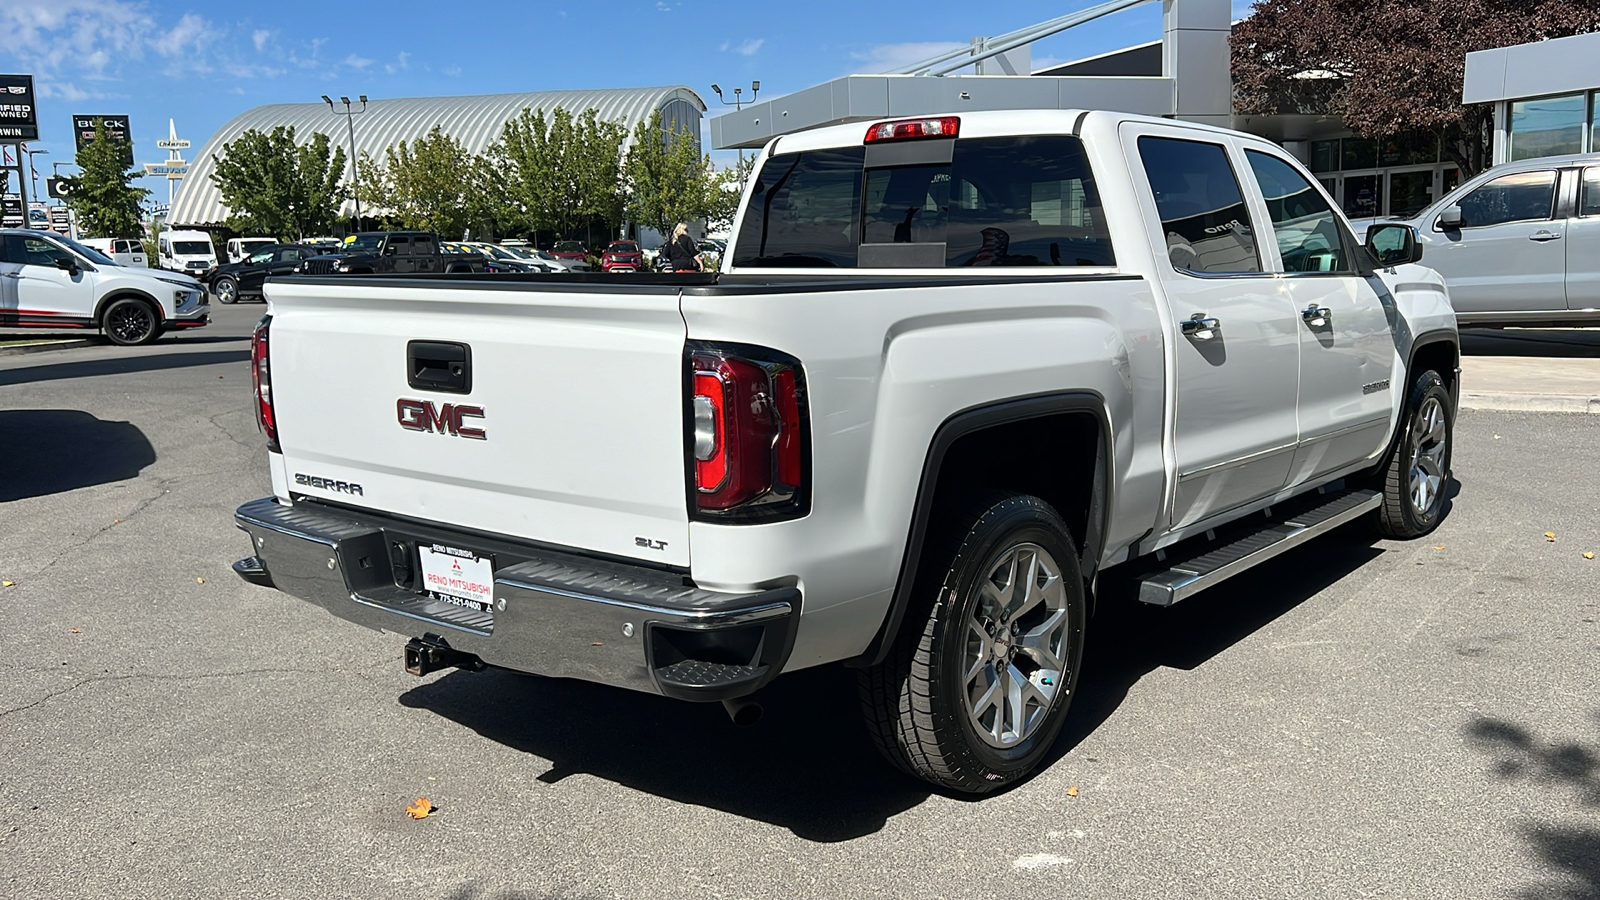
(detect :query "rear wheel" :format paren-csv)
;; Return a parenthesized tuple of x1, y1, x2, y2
(1375, 369, 1452, 538)
(102, 297, 160, 346)
(214, 276, 238, 304)
(858, 493, 1086, 793)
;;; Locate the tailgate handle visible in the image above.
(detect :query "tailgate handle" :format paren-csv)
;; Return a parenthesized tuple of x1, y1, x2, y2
(407, 340, 472, 394)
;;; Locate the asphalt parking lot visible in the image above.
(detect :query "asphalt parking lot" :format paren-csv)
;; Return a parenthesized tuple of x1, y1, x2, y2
(2, 305, 1598, 899)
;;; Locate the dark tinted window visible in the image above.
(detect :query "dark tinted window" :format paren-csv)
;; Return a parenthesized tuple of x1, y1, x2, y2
(1244, 150, 1349, 273)
(412, 235, 435, 255)
(388, 235, 413, 252)
(173, 241, 211, 255)
(946, 136, 1112, 267)
(733, 146, 865, 267)
(2, 234, 74, 266)
(1583, 168, 1600, 217)
(280, 248, 303, 261)
(1456, 170, 1555, 227)
(247, 251, 273, 264)
(1137, 136, 1262, 274)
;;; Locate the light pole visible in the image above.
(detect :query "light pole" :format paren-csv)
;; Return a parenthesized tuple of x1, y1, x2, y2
(322, 94, 368, 229)
(710, 81, 761, 179)
(20, 146, 47, 207)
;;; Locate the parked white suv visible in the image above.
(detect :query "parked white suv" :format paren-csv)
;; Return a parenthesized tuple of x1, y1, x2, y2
(0, 229, 209, 345)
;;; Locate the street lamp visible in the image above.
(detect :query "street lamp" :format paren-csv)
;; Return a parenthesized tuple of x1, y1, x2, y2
(710, 80, 760, 111)
(322, 94, 369, 229)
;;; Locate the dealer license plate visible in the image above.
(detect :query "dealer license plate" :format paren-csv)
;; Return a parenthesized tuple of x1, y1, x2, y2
(418, 544, 495, 613)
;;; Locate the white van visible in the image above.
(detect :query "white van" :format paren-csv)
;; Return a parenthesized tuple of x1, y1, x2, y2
(79, 237, 148, 267)
(158, 230, 218, 275)
(227, 237, 277, 264)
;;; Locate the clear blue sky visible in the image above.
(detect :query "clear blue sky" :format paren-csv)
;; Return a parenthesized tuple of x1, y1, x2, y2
(0, 0, 1255, 195)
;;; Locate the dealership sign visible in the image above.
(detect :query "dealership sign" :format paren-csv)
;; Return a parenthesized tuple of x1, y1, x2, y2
(0, 75, 38, 141)
(74, 114, 134, 167)
(46, 176, 70, 200)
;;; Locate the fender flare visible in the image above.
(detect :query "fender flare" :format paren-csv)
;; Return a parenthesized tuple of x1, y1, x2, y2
(93, 289, 165, 326)
(850, 390, 1114, 668)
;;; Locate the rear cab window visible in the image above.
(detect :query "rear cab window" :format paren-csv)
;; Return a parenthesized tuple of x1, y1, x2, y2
(1134, 135, 1262, 275)
(732, 132, 1114, 269)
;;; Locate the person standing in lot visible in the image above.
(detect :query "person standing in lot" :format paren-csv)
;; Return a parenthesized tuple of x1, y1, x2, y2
(667, 222, 701, 272)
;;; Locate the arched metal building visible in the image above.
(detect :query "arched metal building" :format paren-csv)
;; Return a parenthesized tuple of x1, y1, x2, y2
(169, 85, 705, 228)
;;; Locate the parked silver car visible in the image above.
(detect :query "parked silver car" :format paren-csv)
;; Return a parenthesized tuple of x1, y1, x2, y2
(1363, 152, 1600, 327)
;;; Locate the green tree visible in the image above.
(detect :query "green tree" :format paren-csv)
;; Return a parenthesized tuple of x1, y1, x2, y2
(61, 119, 148, 238)
(209, 125, 347, 239)
(489, 106, 628, 243)
(369, 125, 479, 237)
(1233, 0, 1600, 178)
(624, 110, 726, 237)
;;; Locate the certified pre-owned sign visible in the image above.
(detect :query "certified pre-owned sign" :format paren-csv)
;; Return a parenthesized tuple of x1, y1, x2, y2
(0, 75, 38, 141)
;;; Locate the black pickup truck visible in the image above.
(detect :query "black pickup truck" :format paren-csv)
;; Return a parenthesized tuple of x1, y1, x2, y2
(295, 231, 487, 275)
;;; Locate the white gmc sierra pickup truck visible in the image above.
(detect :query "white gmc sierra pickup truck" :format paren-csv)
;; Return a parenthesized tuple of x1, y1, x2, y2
(232, 110, 1458, 793)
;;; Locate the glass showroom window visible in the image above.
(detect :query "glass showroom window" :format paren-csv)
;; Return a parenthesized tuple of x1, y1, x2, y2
(1509, 94, 1586, 161)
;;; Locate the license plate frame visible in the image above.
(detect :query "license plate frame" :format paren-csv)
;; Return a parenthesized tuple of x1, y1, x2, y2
(417, 543, 496, 614)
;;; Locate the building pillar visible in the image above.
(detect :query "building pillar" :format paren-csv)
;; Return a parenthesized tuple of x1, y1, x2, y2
(1163, 0, 1233, 127)
(1491, 102, 1508, 165)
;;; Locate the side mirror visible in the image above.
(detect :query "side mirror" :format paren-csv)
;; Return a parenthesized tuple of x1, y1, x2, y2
(53, 256, 79, 274)
(1437, 205, 1463, 230)
(1365, 223, 1424, 267)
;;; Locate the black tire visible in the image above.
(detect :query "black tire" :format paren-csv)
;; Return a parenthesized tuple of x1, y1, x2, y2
(214, 276, 238, 304)
(1375, 369, 1452, 538)
(102, 297, 160, 346)
(858, 493, 1086, 794)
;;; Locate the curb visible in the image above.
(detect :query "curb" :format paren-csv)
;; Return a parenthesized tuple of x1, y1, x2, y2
(1460, 392, 1600, 414)
(0, 338, 95, 357)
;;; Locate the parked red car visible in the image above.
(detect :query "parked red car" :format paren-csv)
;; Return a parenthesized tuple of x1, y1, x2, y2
(550, 240, 588, 261)
(600, 240, 644, 272)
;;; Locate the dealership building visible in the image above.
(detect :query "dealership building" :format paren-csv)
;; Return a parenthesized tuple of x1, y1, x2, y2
(709, 0, 1599, 223)
(168, 86, 704, 229)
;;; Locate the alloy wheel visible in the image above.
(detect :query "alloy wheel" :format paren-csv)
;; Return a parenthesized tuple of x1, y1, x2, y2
(1408, 395, 1447, 516)
(961, 542, 1071, 748)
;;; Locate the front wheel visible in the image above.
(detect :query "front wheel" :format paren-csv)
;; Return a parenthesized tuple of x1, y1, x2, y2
(214, 276, 238, 304)
(102, 297, 160, 346)
(1375, 369, 1453, 538)
(858, 494, 1086, 794)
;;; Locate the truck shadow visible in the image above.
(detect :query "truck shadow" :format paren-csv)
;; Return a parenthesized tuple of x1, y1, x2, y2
(401, 488, 1460, 840)
(0, 349, 249, 387)
(0, 409, 157, 502)
(398, 661, 927, 843)
(1465, 714, 1600, 899)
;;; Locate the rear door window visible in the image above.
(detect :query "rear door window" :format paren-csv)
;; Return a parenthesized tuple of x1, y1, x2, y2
(387, 235, 412, 254)
(413, 235, 436, 256)
(1136, 136, 1263, 275)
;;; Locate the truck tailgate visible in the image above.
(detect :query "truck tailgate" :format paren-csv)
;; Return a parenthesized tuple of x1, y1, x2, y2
(265, 279, 690, 567)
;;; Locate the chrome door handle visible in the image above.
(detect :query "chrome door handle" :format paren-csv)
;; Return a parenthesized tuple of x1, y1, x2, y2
(1181, 314, 1221, 340)
(1302, 305, 1331, 327)
(1530, 230, 1563, 242)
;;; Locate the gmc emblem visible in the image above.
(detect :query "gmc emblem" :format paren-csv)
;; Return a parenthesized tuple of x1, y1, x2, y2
(397, 398, 487, 440)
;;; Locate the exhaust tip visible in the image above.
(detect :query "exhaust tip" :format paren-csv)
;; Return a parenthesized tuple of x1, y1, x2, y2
(721, 697, 763, 727)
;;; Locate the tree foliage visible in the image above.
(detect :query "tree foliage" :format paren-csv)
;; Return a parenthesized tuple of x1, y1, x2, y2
(489, 107, 627, 242)
(61, 119, 148, 238)
(365, 126, 480, 237)
(1233, 0, 1600, 177)
(624, 110, 733, 237)
(209, 125, 347, 238)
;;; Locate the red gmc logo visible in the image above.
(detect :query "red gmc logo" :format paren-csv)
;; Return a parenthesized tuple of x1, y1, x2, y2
(397, 398, 486, 440)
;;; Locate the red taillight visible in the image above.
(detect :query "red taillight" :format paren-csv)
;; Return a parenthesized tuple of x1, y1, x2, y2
(251, 315, 279, 452)
(688, 344, 809, 521)
(864, 116, 960, 143)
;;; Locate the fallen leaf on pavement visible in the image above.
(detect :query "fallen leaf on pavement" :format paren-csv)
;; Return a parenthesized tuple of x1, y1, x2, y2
(1, 581, 13, 587)
(1585, 552, 1595, 560)
(406, 797, 434, 819)
(1066, 785, 1080, 797)
(69, 628, 80, 634)
(195, 577, 205, 584)
(1433, 545, 1445, 551)
(1545, 532, 1557, 542)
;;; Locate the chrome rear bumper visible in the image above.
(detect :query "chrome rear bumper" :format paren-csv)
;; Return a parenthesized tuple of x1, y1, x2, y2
(233, 497, 796, 701)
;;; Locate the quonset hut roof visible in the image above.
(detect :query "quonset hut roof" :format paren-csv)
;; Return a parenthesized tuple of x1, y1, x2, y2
(169, 85, 705, 228)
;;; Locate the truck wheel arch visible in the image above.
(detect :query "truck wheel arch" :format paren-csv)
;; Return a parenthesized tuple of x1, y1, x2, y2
(1407, 330, 1459, 404)
(93, 289, 163, 326)
(850, 391, 1113, 668)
